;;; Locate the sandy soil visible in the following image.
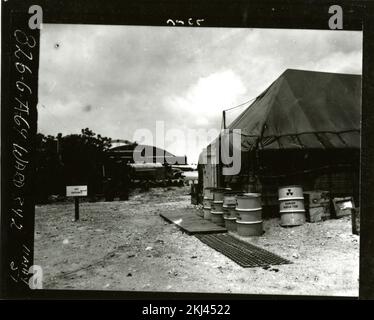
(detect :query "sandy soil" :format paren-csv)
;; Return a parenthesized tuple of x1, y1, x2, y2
(34, 186, 359, 296)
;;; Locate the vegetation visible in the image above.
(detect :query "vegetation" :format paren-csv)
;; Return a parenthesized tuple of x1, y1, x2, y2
(35, 128, 112, 203)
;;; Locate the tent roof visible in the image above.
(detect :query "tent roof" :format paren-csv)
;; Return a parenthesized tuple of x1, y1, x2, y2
(226, 69, 361, 150)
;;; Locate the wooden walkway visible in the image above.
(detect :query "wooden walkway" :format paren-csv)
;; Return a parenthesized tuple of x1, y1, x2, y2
(160, 208, 227, 235)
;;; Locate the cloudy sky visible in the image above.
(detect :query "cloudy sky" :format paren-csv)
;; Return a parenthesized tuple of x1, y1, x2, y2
(38, 25, 362, 163)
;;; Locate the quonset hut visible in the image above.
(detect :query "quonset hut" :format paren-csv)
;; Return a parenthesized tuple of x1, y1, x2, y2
(104, 142, 187, 191)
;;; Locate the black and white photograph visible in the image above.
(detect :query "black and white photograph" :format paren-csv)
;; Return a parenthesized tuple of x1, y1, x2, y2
(32, 24, 361, 296)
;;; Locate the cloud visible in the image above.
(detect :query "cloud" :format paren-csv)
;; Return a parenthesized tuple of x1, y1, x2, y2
(38, 25, 362, 163)
(83, 104, 93, 112)
(165, 70, 246, 125)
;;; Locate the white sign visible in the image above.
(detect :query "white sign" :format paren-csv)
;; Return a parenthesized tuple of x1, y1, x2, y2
(66, 185, 87, 197)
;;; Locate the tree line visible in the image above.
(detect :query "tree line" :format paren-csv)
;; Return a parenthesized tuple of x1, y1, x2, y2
(34, 128, 113, 203)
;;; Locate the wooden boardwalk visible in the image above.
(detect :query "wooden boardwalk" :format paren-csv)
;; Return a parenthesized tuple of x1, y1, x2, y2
(160, 208, 227, 235)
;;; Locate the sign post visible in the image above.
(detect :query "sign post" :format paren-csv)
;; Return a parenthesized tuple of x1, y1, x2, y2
(66, 185, 88, 221)
(74, 197, 80, 221)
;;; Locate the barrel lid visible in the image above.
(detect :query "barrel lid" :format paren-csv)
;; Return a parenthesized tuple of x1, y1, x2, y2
(278, 185, 302, 190)
(210, 211, 224, 215)
(280, 209, 306, 213)
(223, 204, 236, 208)
(223, 190, 243, 195)
(212, 187, 231, 193)
(236, 220, 263, 225)
(236, 193, 261, 199)
(235, 207, 262, 212)
(224, 217, 237, 220)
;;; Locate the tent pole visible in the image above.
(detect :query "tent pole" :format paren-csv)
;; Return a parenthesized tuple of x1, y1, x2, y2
(218, 110, 226, 188)
(218, 135, 222, 187)
(328, 157, 333, 217)
(246, 151, 250, 192)
(253, 150, 258, 193)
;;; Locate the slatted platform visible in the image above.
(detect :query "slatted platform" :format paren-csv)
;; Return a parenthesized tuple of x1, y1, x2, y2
(196, 233, 292, 268)
(160, 209, 227, 235)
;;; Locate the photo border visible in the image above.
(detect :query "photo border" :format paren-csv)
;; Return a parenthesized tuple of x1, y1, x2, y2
(1, 0, 372, 300)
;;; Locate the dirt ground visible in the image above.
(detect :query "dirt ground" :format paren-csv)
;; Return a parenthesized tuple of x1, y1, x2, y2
(34, 186, 359, 297)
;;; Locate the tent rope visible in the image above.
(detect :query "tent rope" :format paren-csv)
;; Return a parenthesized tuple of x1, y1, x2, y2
(257, 163, 354, 179)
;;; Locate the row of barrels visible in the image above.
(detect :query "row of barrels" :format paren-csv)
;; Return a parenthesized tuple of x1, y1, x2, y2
(200, 185, 307, 236)
(201, 188, 263, 237)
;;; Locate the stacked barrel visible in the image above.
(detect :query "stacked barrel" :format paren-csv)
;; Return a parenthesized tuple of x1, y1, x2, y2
(223, 191, 241, 231)
(203, 186, 308, 233)
(278, 185, 306, 226)
(202, 187, 214, 220)
(206, 189, 263, 236)
(210, 188, 228, 226)
(235, 193, 263, 236)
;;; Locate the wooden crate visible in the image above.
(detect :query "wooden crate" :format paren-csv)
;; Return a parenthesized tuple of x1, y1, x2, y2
(304, 190, 330, 206)
(307, 204, 330, 223)
(304, 190, 330, 222)
(333, 197, 355, 218)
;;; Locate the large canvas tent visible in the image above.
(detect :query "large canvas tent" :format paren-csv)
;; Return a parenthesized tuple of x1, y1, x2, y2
(199, 69, 361, 206)
(227, 68, 361, 150)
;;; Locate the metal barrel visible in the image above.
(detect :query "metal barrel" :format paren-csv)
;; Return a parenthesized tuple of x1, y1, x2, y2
(236, 208, 262, 222)
(278, 185, 306, 226)
(224, 216, 237, 232)
(223, 190, 242, 207)
(235, 193, 262, 221)
(203, 187, 215, 201)
(203, 207, 212, 220)
(226, 206, 237, 219)
(278, 185, 304, 200)
(211, 212, 225, 226)
(211, 201, 223, 212)
(236, 193, 262, 210)
(211, 200, 224, 226)
(212, 187, 230, 203)
(223, 204, 236, 217)
(235, 193, 263, 236)
(223, 204, 237, 231)
(223, 190, 243, 219)
(203, 197, 212, 210)
(236, 220, 263, 237)
(208, 188, 231, 226)
(202, 187, 215, 219)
